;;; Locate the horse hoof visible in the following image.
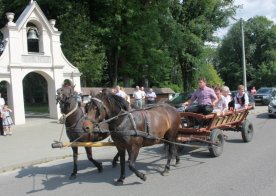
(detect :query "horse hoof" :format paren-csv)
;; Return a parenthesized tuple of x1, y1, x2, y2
(141, 174, 147, 181)
(98, 164, 103, 173)
(112, 162, 117, 168)
(160, 169, 169, 176)
(69, 174, 76, 180)
(114, 179, 124, 186)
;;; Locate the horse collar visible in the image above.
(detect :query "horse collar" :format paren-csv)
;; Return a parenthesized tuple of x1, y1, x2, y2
(60, 103, 78, 123)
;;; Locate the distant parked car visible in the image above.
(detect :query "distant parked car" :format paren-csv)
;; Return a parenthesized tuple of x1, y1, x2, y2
(167, 91, 193, 112)
(268, 96, 276, 118)
(254, 87, 276, 105)
(82, 95, 91, 104)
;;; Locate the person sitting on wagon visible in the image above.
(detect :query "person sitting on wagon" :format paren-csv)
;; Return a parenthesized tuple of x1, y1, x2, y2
(182, 77, 218, 127)
(212, 87, 228, 115)
(234, 84, 249, 110)
(183, 77, 218, 115)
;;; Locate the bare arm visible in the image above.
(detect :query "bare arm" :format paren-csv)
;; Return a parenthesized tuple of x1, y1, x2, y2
(183, 99, 192, 106)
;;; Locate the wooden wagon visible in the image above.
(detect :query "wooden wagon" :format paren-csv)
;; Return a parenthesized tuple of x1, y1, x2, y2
(177, 106, 253, 157)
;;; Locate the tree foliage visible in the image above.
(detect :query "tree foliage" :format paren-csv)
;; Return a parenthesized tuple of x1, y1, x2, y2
(0, 0, 239, 92)
(216, 16, 276, 90)
(168, 0, 236, 91)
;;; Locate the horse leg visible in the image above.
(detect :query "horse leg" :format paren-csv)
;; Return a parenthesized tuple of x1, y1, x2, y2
(112, 150, 131, 168)
(85, 147, 103, 173)
(175, 145, 180, 165)
(112, 152, 120, 168)
(115, 148, 126, 185)
(161, 143, 175, 176)
(70, 147, 78, 180)
(128, 146, 146, 181)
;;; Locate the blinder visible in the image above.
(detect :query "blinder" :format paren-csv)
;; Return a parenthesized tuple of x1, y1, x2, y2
(85, 97, 111, 124)
(56, 87, 78, 113)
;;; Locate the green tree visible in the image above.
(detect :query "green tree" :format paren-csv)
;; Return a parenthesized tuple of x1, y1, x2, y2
(0, 0, 237, 91)
(217, 16, 276, 90)
(169, 0, 236, 91)
(89, 0, 174, 87)
(57, 2, 106, 87)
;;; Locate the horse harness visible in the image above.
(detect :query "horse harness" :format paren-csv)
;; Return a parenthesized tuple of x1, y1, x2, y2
(90, 97, 156, 140)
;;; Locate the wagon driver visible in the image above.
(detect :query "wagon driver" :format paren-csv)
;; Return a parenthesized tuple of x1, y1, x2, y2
(183, 77, 218, 115)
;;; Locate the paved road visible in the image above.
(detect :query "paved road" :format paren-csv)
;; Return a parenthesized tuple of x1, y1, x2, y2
(0, 115, 112, 173)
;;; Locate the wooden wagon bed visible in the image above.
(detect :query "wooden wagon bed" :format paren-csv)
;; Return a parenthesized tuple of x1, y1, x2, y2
(177, 106, 253, 157)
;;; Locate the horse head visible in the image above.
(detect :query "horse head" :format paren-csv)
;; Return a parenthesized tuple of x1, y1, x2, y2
(56, 86, 78, 114)
(83, 89, 130, 132)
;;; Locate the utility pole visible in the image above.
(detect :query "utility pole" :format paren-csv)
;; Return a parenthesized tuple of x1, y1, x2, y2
(240, 18, 247, 91)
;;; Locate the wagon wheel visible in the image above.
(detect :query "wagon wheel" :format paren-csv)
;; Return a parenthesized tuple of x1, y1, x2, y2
(208, 128, 224, 157)
(241, 119, 253, 143)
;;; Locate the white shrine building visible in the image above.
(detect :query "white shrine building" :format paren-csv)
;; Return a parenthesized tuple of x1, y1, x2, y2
(0, 0, 81, 124)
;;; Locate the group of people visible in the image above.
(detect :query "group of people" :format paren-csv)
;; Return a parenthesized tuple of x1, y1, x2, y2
(133, 86, 157, 109)
(112, 85, 157, 109)
(0, 93, 13, 136)
(183, 77, 250, 116)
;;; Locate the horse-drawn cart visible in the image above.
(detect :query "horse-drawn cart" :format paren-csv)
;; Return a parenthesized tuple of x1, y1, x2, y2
(177, 106, 254, 157)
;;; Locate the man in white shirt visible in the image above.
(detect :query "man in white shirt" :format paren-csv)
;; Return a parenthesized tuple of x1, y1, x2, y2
(133, 86, 143, 109)
(140, 87, 146, 107)
(115, 85, 128, 100)
(146, 88, 157, 104)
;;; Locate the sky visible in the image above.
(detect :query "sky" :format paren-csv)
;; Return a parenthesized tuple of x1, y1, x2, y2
(215, 0, 276, 38)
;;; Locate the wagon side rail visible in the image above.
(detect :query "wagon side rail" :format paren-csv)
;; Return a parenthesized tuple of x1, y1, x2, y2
(178, 112, 217, 133)
(207, 108, 250, 130)
(178, 106, 252, 133)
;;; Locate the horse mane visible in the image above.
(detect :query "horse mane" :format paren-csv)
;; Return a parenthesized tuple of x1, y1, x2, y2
(98, 89, 130, 112)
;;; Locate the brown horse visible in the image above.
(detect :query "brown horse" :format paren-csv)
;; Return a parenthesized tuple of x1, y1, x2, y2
(84, 89, 181, 185)
(56, 86, 119, 180)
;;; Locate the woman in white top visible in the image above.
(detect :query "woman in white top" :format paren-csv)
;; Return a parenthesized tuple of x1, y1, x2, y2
(221, 86, 232, 107)
(213, 87, 228, 115)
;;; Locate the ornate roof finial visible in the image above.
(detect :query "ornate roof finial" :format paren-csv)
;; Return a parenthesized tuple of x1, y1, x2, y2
(29, 0, 34, 4)
(6, 12, 16, 26)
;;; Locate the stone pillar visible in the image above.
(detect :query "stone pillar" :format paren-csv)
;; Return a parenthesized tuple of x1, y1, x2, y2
(10, 68, 25, 124)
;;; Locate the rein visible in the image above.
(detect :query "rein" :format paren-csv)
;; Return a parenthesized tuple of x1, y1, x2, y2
(57, 102, 79, 143)
(60, 103, 78, 122)
(88, 100, 221, 149)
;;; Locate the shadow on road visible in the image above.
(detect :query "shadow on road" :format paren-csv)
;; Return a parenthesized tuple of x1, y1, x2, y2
(256, 112, 270, 119)
(14, 144, 208, 193)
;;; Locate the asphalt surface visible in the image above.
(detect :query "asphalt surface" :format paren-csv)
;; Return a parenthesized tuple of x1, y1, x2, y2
(0, 106, 268, 174)
(0, 114, 113, 174)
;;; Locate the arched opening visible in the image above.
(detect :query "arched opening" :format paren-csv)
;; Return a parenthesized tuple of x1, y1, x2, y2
(26, 22, 40, 53)
(23, 72, 49, 117)
(0, 81, 8, 104)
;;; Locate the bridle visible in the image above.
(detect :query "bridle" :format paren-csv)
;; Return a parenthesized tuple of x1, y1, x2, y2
(85, 97, 110, 123)
(56, 87, 78, 119)
(85, 96, 130, 131)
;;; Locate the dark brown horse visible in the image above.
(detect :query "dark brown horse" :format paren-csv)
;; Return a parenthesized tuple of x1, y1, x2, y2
(56, 86, 119, 180)
(84, 89, 181, 185)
